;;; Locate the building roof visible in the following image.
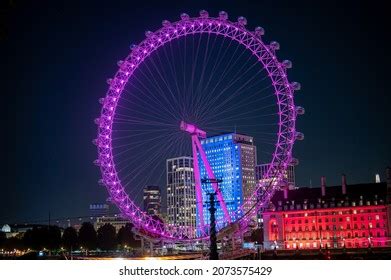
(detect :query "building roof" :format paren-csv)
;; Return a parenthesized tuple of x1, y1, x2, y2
(270, 182, 387, 211)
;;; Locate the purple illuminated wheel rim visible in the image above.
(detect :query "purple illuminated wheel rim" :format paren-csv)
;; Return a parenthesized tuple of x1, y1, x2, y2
(95, 11, 299, 240)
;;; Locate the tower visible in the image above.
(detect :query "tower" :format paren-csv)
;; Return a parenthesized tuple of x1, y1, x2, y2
(166, 156, 196, 237)
(199, 133, 257, 226)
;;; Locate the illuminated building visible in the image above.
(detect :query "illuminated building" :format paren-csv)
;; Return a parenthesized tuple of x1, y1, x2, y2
(199, 133, 257, 226)
(262, 171, 391, 250)
(256, 163, 296, 189)
(166, 156, 196, 237)
(143, 185, 161, 216)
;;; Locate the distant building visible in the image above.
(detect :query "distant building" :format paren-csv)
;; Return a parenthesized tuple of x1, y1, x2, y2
(95, 215, 130, 233)
(256, 163, 296, 189)
(166, 156, 196, 237)
(262, 171, 391, 250)
(143, 185, 161, 216)
(1, 224, 51, 238)
(199, 133, 257, 226)
(1, 224, 11, 233)
(89, 203, 110, 218)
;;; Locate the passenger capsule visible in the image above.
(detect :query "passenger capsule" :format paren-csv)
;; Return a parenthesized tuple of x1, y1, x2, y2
(290, 158, 300, 166)
(93, 159, 100, 166)
(94, 118, 100, 125)
(106, 78, 113, 85)
(237, 16, 247, 26)
(199, 10, 209, 18)
(92, 139, 98, 146)
(98, 98, 105, 104)
(218, 11, 228, 20)
(129, 44, 138, 50)
(180, 13, 190, 20)
(282, 60, 292, 69)
(295, 132, 305, 141)
(145, 31, 153, 38)
(291, 82, 301, 91)
(162, 20, 171, 27)
(254, 26, 265, 36)
(98, 179, 105, 186)
(270, 41, 280, 51)
(296, 106, 305, 115)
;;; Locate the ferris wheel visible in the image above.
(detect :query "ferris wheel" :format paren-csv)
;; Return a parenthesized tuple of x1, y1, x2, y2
(94, 10, 304, 241)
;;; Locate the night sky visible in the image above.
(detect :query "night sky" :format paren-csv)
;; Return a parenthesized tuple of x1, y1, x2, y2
(2, 0, 390, 224)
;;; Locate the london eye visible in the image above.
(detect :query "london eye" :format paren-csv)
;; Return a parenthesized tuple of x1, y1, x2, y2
(94, 10, 303, 241)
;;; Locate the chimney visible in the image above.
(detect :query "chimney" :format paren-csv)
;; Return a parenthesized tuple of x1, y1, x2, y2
(283, 186, 288, 200)
(321, 176, 326, 196)
(342, 174, 347, 195)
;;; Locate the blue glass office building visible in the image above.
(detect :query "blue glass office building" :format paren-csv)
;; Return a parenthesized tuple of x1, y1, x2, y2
(198, 133, 256, 229)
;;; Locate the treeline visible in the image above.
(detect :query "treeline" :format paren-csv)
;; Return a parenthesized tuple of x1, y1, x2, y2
(0, 222, 140, 252)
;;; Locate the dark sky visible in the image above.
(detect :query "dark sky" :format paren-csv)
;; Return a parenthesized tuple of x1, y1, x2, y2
(2, 0, 390, 224)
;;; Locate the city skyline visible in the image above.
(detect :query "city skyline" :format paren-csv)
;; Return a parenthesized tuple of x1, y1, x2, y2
(2, 0, 390, 226)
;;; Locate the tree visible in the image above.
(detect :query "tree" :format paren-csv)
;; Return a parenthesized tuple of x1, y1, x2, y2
(97, 224, 117, 251)
(62, 227, 78, 251)
(78, 222, 97, 251)
(0, 231, 7, 249)
(117, 223, 140, 248)
(4, 237, 24, 251)
(47, 226, 61, 251)
(22, 226, 61, 251)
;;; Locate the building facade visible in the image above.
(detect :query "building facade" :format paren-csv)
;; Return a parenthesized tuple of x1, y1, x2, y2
(262, 174, 391, 250)
(89, 203, 110, 218)
(143, 185, 161, 216)
(256, 163, 296, 189)
(95, 215, 130, 233)
(199, 133, 257, 227)
(166, 156, 196, 237)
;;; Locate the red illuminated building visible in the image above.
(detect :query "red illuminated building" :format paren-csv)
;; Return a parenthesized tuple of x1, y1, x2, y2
(262, 169, 391, 250)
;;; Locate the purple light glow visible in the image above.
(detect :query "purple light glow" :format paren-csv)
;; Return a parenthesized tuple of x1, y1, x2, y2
(96, 11, 299, 241)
